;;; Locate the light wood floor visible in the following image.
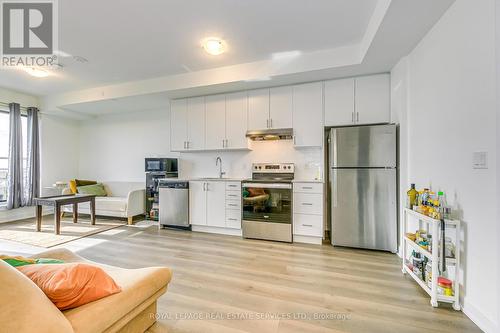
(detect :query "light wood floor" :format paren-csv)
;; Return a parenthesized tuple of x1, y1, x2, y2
(1, 221, 480, 333)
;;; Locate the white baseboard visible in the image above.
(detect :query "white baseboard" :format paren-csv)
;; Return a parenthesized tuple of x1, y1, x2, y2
(191, 225, 242, 237)
(463, 299, 498, 333)
(293, 234, 322, 245)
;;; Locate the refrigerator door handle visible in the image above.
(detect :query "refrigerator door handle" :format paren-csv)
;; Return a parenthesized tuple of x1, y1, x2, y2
(332, 169, 338, 207)
(331, 128, 338, 168)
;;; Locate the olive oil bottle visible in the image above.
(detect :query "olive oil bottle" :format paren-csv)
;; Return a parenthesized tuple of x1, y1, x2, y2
(406, 183, 418, 209)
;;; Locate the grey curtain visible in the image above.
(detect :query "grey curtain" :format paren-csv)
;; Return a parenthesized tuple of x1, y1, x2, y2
(25, 107, 40, 206)
(7, 103, 23, 209)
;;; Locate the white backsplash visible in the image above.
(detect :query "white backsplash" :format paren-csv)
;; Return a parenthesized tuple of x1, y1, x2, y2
(178, 140, 323, 180)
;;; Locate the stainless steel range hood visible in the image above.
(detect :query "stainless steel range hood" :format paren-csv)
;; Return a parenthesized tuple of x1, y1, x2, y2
(245, 128, 293, 141)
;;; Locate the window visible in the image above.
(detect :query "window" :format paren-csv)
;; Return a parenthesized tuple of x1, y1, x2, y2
(0, 111, 28, 203)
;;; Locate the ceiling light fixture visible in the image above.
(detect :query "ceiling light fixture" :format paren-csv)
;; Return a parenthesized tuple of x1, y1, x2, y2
(202, 37, 226, 55)
(23, 67, 49, 78)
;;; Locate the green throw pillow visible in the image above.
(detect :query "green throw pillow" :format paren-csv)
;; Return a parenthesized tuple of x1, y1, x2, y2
(77, 183, 107, 196)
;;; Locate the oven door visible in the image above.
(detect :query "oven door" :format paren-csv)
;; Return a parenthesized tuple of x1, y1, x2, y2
(241, 182, 293, 243)
(242, 183, 292, 223)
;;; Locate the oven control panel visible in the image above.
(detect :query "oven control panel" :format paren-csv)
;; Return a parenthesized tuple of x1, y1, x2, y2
(252, 163, 295, 173)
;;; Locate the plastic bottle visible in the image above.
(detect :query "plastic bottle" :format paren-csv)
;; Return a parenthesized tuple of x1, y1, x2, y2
(437, 191, 446, 219)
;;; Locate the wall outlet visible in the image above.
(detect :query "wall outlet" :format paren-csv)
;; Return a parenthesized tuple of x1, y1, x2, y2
(472, 151, 488, 169)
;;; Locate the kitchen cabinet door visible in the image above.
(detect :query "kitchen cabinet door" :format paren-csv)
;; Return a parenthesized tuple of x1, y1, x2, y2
(292, 82, 323, 148)
(187, 96, 206, 150)
(206, 181, 226, 227)
(248, 89, 270, 130)
(226, 91, 249, 149)
(269, 86, 292, 129)
(355, 74, 390, 125)
(170, 99, 188, 151)
(324, 78, 355, 126)
(189, 181, 207, 226)
(205, 94, 226, 150)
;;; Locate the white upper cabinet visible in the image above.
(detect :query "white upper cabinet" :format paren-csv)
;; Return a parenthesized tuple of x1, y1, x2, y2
(324, 74, 390, 127)
(248, 88, 270, 130)
(355, 74, 390, 125)
(324, 78, 355, 126)
(187, 97, 205, 150)
(170, 98, 188, 151)
(205, 94, 226, 150)
(292, 82, 323, 148)
(269, 86, 293, 129)
(225, 91, 249, 149)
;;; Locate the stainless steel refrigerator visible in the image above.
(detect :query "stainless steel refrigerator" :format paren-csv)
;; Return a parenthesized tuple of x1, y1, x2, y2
(329, 124, 397, 252)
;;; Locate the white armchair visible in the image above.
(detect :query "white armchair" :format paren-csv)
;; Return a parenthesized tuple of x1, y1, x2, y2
(62, 181, 145, 224)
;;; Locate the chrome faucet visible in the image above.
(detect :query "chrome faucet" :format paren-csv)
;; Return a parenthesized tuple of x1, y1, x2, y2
(216, 156, 226, 178)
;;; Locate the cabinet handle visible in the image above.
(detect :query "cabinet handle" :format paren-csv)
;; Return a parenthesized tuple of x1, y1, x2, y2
(222, 139, 225, 148)
(228, 194, 238, 197)
(302, 186, 313, 190)
(183, 141, 186, 149)
(270, 118, 273, 128)
(302, 224, 313, 227)
(266, 119, 269, 128)
(356, 112, 359, 122)
(301, 203, 313, 206)
(352, 112, 354, 123)
(228, 218, 238, 221)
(228, 203, 238, 207)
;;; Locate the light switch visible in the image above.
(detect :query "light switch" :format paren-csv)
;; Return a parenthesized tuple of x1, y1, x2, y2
(472, 151, 488, 169)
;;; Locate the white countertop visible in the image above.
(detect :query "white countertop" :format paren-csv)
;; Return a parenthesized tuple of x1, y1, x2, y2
(292, 179, 324, 183)
(190, 177, 244, 182)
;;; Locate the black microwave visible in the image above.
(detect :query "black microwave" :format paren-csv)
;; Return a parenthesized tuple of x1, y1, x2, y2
(145, 158, 178, 173)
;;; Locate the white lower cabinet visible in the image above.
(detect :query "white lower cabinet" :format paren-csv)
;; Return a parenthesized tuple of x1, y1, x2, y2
(293, 182, 324, 244)
(189, 180, 242, 233)
(226, 208, 241, 229)
(206, 181, 226, 227)
(293, 214, 323, 237)
(189, 181, 207, 226)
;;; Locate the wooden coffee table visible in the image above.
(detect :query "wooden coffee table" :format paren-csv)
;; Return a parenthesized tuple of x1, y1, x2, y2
(34, 194, 96, 235)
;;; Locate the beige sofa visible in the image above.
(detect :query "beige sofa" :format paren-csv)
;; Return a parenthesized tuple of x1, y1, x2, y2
(62, 182, 145, 225)
(0, 248, 172, 333)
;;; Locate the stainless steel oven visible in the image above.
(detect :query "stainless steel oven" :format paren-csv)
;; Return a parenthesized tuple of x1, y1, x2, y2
(242, 163, 294, 242)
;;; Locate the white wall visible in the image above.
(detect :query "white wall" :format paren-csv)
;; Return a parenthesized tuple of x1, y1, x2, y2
(39, 114, 80, 189)
(392, 0, 498, 331)
(496, 0, 500, 328)
(0, 87, 39, 107)
(77, 108, 323, 182)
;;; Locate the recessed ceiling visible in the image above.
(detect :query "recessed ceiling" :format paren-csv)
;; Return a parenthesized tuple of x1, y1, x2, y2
(0, 0, 378, 96)
(60, 92, 170, 116)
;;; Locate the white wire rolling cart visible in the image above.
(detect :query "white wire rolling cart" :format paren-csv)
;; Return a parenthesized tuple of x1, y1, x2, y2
(402, 208, 461, 310)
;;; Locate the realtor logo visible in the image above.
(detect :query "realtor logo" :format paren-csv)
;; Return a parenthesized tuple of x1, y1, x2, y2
(1, 0, 58, 67)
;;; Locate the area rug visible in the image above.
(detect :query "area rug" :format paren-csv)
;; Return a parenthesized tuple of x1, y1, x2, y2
(0, 215, 124, 248)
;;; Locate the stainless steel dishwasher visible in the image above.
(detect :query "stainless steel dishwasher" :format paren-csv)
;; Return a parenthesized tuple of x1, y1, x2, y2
(158, 180, 190, 230)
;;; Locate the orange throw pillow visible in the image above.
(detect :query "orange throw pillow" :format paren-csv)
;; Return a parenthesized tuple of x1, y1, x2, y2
(17, 263, 121, 310)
